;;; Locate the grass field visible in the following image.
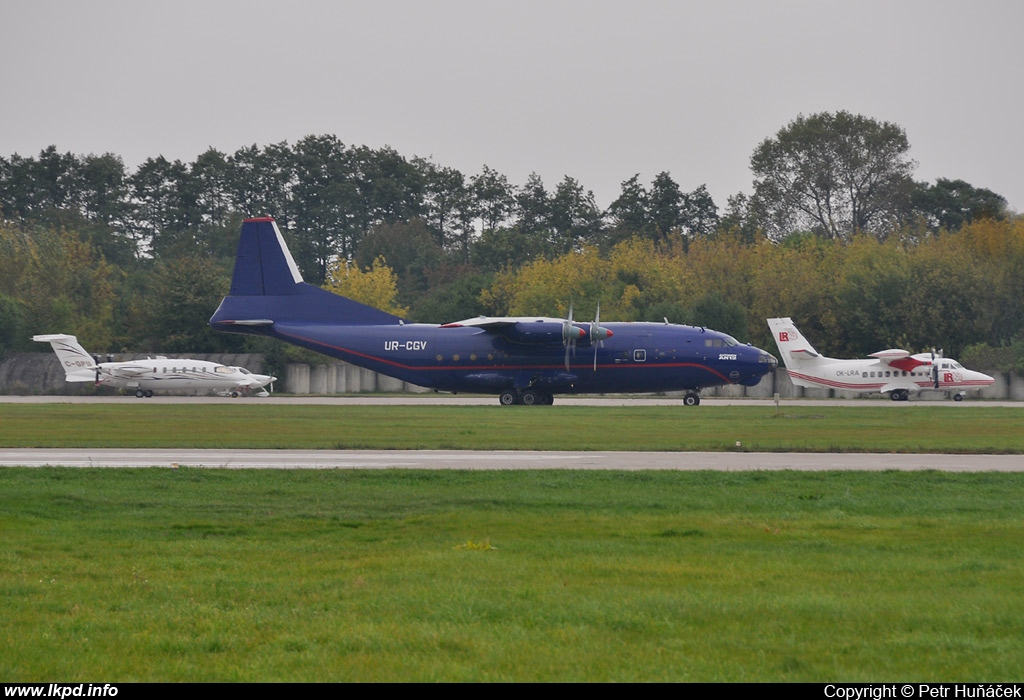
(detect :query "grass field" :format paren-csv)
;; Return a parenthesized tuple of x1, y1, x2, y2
(1, 403, 1023, 452)
(3, 468, 1023, 681)
(3, 402, 1022, 681)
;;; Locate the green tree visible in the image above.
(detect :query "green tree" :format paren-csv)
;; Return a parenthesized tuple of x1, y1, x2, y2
(471, 165, 514, 232)
(605, 174, 651, 247)
(129, 155, 195, 257)
(549, 176, 603, 254)
(418, 159, 471, 249)
(138, 254, 239, 353)
(750, 111, 916, 241)
(911, 178, 1008, 232)
(11, 225, 118, 350)
(515, 172, 552, 237)
(680, 184, 719, 238)
(289, 134, 357, 283)
(355, 218, 443, 303)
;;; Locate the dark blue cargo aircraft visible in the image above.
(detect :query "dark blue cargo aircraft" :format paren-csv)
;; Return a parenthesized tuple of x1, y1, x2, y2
(210, 217, 777, 405)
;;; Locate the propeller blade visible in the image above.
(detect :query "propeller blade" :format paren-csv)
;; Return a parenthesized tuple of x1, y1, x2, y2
(588, 301, 613, 371)
(561, 301, 585, 371)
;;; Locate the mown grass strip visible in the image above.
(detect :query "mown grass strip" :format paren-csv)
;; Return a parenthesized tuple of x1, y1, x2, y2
(2, 468, 1022, 681)
(1, 404, 1023, 452)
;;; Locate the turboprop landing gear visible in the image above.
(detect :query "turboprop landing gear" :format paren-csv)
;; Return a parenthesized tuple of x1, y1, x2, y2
(890, 389, 909, 402)
(498, 389, 555, 406)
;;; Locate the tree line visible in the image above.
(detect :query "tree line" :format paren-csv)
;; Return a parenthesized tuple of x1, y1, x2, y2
(1, 112, 1020, 376)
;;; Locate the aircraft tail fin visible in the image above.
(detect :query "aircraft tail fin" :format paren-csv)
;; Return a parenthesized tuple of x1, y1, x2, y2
(211, 217, 403, 332)
(766, 318, 826, 373)
(32, 334, 97, 382)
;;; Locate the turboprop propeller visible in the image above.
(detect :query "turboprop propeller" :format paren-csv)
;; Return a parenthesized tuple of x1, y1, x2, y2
(562, 301, 584, 371)
(589, 302, 613, 371)
(561, 301, 614, 372)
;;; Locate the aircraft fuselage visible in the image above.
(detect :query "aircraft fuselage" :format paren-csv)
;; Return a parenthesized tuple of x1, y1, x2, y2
(249, 320, 776, 396)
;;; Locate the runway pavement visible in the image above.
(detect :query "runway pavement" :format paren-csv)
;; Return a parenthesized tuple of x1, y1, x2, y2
(1, 448, 1021, 471)
(3, 395, 1019, 470)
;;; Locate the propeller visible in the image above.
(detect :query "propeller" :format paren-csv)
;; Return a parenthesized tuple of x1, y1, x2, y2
(588, 301, 613, 371)
(562, 301, 586, 371)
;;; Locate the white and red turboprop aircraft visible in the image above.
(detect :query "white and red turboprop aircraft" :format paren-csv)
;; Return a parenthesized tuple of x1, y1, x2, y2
(33, 334, 275, 398)
(767, 318, 994, 401)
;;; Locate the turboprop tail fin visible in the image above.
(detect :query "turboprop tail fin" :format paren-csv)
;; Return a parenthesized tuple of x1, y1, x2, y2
(766, 318, 826, 372)
(32, 334, 97, 382)
(210, 217, 403, 335)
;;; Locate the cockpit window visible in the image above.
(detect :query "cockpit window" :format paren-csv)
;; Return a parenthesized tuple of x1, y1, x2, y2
(704, 335, 740, 348)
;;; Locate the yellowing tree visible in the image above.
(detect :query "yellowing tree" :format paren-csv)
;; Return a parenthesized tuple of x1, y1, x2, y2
(323, 256, 410, 317)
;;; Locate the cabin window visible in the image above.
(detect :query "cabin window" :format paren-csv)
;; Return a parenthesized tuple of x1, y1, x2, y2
(634, 349, 647, 362)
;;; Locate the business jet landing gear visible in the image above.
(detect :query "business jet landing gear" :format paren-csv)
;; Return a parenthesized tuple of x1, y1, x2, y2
(682, 392, 701, 406)
(499, 389, 555, 406)
(890, 389, 909, 402)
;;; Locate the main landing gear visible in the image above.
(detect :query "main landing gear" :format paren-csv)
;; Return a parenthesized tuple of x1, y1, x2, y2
(134, 389, 154, 398)
(889, 389, 910, 402)
(682, 392, 701, 406)
(499, 389, 555, 406)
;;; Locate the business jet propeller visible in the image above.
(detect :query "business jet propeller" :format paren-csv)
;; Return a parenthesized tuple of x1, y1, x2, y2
(588, 301, 613, 371)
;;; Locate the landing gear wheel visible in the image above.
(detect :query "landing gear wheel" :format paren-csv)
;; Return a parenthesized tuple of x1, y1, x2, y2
(231, 391, 240, 398)
(520, 389, 539, 406)
(953, 393, 964, 402)
(683, 392, 701, 407)
(135, 389, 145, 398)
(890, 389, 908, 402)
(499, 390, 518, 406)
(144, 390, 153, 398)
(540, 392, 554, 405)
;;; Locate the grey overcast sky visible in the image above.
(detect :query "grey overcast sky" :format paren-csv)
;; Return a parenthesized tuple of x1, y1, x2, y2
(2, 0, 1022, 212)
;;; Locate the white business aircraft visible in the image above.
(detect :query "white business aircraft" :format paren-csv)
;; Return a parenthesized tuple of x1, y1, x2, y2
(766, 318, 994, 401)
(33, 334, 276, 398)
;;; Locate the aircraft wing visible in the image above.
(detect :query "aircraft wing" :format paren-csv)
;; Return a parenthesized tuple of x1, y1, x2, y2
(107, 364, 153, 378)
(868, 349, 931, 372)
(440, 316, 566, 329)
(440, 316, 585, 345)
(63, 371, 98, 383)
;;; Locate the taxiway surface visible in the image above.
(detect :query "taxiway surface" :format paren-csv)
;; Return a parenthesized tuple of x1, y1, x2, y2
(1, 448, 1021, 471)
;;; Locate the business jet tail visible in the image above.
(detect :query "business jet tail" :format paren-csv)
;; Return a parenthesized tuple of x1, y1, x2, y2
(32, 334, 97, 382)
